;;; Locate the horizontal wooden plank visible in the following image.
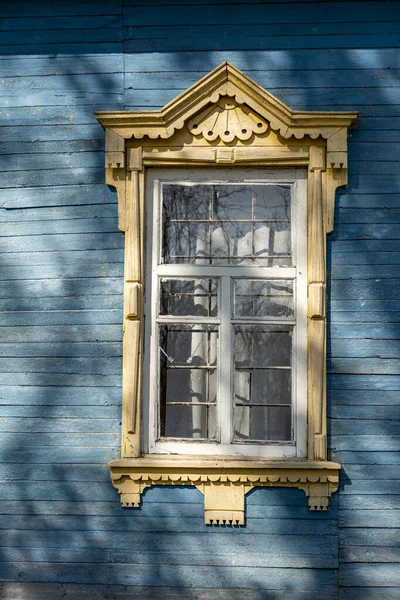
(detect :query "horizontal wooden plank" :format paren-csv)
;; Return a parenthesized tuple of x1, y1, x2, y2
(339, 494, 400, 510)
(0, 417, 119, 433)
(125, 68, 400, 90)
(329, 402, 400, 422)
(0, 125, 105, 143)
(332, 452, 400, 466)
(340, 546, 400, 563)
(0, 512, 336, 534)
(0, 583, 339, 600)
(0, 546, 337, 569)
(0, 166, 104, 188)
(330, 310, 400, 322)
(0, 151, 103, 172)
(338, 480, 400, 495)
(333, 223, 400, 239)
(328, 359, 400, 376)
(0, 73, 122, 92)
(331, 435, 400, 451)
(0, 90, 123, 107)
(339, 528, 400, 547)
(336, 208, 400, 224)
(0, 561, 339, 589)
(331, 282, 400, 301)
(0, 42, 123, 55)
(0, 215, 117, 236)
(330, 323, 400, 338)
(330, 390, 400, 405)
(124, 49, 400, 71)
(1, 1, 121, 17)
(0, 356, 121, 375)
(0, 432, 119, 448)
(0, 105, 118, 126)
(0, 15, 121, 32)
(0, 296, 123, 312)
(340, 588, 400, 600)
(126, 86, 400, 108)
(330, 253, 400, 265)
(0, 205, 119, 225)
(0, 29, 122, 47)
(123, 3, 400, 26)
(0, 525, 338, 550)
(328, 374, 400, 391)
(330, 406, 400, 422)
(0, 373, 121, 387)
(0, 278, 122, 299)
(0, 55, 123, 78)
(329, 339, 400, 359)
(0, 184, 116, 209)
(0, 342, 122, 358)
(0, 404, 121, 418)
(330, 418, 400, 435)
(0, 463, 112, 483)
(0, 324, 122, 343)
(0, 310, 122, 326)
(1, 232, 124, 253)
(0, 447, 119, 464)
(0, 139, 105, 156)
(0, 385, 121, 405)
(339, 510, 400, 528)
(331, 240, 400, 253)
(1, 249, 122, 266)
(340, 563, 400, 587)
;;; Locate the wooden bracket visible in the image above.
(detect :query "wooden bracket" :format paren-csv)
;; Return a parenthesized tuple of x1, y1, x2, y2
(110, 458, 341, 524)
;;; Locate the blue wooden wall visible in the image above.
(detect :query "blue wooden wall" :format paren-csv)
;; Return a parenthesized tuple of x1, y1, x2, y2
(0, 1, 399, 598)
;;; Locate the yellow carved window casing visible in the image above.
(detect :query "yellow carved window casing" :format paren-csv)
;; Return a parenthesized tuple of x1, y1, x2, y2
(96, 62, 357, 525)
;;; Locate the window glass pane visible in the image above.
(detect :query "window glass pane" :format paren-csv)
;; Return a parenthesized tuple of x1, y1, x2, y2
(162, 183, 292, 265)
(233, 279, 294, 319)
(234, 405, 291, 441)
(160, 278, 218, 317)
(159, 324, 218, 440)
(233, 325, 292, 442)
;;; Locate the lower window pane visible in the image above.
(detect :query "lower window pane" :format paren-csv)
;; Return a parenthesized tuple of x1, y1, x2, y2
(234, 405, 291, 441)
(159, 324, 218, 440)
(233, 325, 293, 442)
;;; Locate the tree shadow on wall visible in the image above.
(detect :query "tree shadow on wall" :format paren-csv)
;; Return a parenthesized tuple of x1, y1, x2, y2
(1, 1, 400, 598)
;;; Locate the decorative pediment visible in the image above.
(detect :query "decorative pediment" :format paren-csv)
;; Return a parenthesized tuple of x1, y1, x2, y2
(188, 97, 269, 143)
(96, 61, 357, 152)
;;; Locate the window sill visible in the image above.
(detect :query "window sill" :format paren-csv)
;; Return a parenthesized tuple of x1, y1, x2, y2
(109, 455, 340, 525)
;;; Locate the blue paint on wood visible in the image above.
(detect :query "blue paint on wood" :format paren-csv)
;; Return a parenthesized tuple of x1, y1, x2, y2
(0, 1, 398, 598)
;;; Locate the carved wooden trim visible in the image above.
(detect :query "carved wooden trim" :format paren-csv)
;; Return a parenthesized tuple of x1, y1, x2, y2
(96, 61, 357, 520)
(110, 458, 340, 523)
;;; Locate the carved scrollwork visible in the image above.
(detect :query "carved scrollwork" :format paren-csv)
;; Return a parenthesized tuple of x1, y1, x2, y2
(188, 97, 268, 143)
(110, 459, 340, 523)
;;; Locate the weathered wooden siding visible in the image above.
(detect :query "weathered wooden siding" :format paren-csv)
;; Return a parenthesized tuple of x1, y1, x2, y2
(0, 1, 398, 598)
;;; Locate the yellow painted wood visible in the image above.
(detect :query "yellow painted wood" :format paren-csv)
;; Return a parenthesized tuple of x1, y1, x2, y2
(96, 61, 357, 520)
(110, 457, 340, 521)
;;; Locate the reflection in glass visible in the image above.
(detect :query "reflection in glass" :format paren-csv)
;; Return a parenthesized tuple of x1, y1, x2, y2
(233, 279, 294, 319)
(159, 324, 218, 440)
(160, 279, 218, 317)
(233, 325, 292, 442)
(162, 183, 292, 265)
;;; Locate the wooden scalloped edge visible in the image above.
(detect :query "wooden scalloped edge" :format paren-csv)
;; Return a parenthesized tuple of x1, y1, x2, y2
(110, 457, 340, 524)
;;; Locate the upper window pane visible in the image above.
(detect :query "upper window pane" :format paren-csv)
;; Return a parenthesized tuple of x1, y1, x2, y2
(160, 278, 218, 317)
(162, 183, 292, 266)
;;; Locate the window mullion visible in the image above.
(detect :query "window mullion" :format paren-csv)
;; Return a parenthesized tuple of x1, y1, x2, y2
(219, 275, 232, 444)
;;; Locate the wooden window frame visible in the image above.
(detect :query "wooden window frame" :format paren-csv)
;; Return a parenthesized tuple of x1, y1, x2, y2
(144, 167, 307, 458)
(96, 62, 358, 524)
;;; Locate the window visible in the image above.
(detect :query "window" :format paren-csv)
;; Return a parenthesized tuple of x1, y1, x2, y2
(144, 169, 307, 458)
(96, 61, 357, 519)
